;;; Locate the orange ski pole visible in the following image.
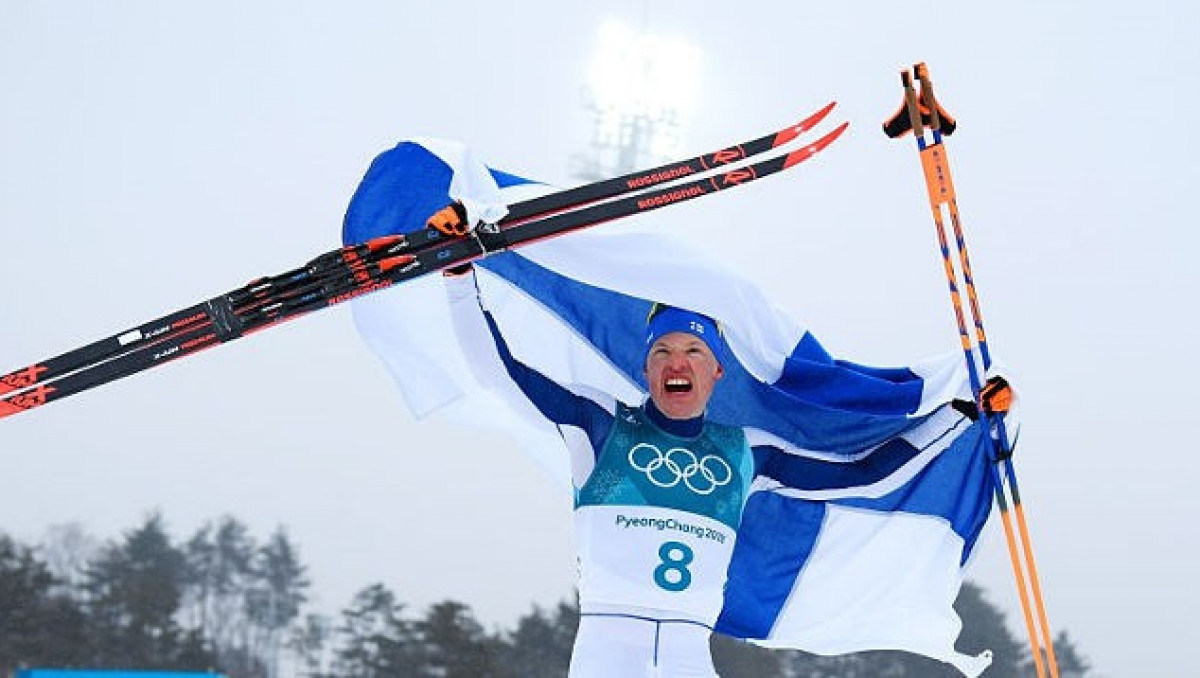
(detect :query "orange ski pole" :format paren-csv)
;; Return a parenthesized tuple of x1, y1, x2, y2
(912, 63, 1060, 678)
(888, 63, 1059, 678)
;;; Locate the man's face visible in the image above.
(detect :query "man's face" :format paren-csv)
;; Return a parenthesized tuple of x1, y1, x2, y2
(644, 331, 724, 420)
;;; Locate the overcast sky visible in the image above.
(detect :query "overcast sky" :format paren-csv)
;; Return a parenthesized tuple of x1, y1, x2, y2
(2, 2, 1197, 676)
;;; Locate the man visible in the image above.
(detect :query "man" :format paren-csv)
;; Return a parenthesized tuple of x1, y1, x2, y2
(443, 262, 1012, 678)
(447, 272, 747, 677)
(346, 138, 1012, 678)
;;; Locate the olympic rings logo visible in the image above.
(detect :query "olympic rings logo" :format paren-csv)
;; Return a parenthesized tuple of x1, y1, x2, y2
(628, 443, 732, 496)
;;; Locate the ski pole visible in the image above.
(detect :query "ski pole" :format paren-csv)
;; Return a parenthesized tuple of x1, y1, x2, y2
(889, 63, 1058, 678)
(910, 63, 1059, 678)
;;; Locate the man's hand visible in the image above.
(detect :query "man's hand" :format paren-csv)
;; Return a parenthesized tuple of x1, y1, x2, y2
(952, 376, 1013, 421)
(427, 201, 472, 237)
(980, 375, 1012, 415)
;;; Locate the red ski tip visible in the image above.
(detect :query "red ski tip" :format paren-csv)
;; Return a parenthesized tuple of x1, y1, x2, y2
(783, 121, 849, 169)
(772, 101, 837, 147)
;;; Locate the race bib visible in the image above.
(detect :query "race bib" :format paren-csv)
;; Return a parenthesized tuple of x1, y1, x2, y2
(575, 504, 737, 622)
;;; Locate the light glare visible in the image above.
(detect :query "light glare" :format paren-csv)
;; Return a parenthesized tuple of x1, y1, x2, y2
(589, 19, 702, 122)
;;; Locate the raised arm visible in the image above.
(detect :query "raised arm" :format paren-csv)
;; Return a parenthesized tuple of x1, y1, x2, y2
(444, 268, 614, 450)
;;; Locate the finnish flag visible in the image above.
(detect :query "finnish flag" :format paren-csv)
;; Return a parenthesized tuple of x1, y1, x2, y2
(343, 139, 1004, 677)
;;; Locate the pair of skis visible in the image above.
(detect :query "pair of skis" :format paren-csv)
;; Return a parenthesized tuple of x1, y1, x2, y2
(887, 63, 1060, 678)
(1, 104, 848, 420)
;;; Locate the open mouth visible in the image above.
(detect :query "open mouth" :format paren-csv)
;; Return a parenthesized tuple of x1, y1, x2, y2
(664, 378, 693, 394)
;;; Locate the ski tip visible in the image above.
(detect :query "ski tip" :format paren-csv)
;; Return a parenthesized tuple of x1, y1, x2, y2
(782, 121, 849, 169)
(774, 101, 837, 147)
(803, 101, 837, 128)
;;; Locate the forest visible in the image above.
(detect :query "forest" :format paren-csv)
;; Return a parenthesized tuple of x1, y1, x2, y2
(0, 514, 1093, 677)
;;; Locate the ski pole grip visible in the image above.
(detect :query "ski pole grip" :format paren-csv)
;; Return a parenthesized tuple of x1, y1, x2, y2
(901, 70, 925, 137)
(914, 63, 943, 133)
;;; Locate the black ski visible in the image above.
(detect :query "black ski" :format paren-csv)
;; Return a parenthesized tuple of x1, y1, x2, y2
(1, 116, 847, 420)
(501, 101, 837, 223)
(2, 103, 839, 402)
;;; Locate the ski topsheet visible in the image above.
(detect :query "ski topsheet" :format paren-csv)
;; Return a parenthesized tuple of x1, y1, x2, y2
(502, 101, 837, 223)
(1, 106, 847, 420)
